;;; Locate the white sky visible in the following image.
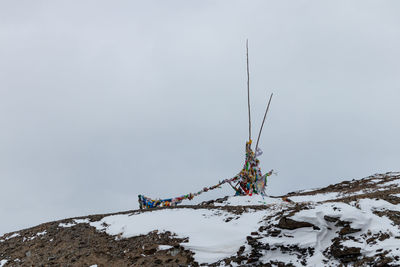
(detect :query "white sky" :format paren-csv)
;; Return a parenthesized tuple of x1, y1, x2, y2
(1, 0, 400, 235)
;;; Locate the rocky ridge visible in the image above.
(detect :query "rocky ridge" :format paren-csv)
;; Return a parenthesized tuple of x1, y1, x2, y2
(1, 172, 400, 266)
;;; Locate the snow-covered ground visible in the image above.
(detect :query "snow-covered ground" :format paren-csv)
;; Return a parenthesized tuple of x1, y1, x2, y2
(288, 192, 342, 203)
(90, 207, 270, 264)
(284, 199, 400, 265)
(86, 193, 400, 266)
(213, 195, 284, 206)
(286, 173, 400, 204)
(2, 172, 400, 266)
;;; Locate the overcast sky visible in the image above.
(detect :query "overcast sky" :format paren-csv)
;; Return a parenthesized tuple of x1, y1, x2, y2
(1, 0, 399, 235)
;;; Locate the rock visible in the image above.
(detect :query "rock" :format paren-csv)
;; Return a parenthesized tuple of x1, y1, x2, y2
(339, 225, 361, 235)
(331, 244, 361, 263)
(48, 256, 56, 261)
(278, 217, 316, 230)
(324, 215, 339, 223)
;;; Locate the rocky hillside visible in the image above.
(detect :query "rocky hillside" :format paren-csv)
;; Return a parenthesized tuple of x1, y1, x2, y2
(1, 172, 400, 266)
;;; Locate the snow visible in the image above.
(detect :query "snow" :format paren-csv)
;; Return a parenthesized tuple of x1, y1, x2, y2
(158, 245, 173, 250)
(74, 218, 90, 224)
(90, 208, 269, 264)
(284, 181, 400, 204)
(287, 173, 400, 205)
(23, 230, 47, 242)
(386, 172, 400, 177)
(89, 265, 98, 267)
(288, 199, 400, 264)
(36, 230, 46, 236)
(0, 260, 7, 267)
(58, 222, 76, 228)
(378, 178, 400, 187)
(367, 178, 383, 184)
(87, 189, 400, 265)
(358, 198, 400, 212)
(58, 218, 90, 228)
(3, 233, 20, 241)
(260, 248, 301, 266)
(252, 197, 400, 265)
(214, 195, 284, 206)
(288, 192, 341, 203)
(259, 220, 340, 265)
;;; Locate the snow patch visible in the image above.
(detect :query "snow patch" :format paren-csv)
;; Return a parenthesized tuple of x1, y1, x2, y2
(58, 222, 76, 228)
(2, 233, 20, 241)
(358, 198, 400, 212)
(75, 218, 90, 224)
(214, 195, 283, 206)
(23, 230, 47, 242)
(90, 208, 270, 264)
(158, 245, 173, 250)
(289, 192, 341, 203)
(36, 230, 47, 236)
(260, 248, 301, 265)
(378, 179, 400, 187)
(255, 198, 400, 265)
(367, 178, 383, 184)
(58, 218, 90, 228)
(288, 200, 400, 264)
(0, 260, 7, 267)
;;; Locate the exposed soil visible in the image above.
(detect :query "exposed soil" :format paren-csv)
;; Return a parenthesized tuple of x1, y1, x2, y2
(0, 219, 195, 267)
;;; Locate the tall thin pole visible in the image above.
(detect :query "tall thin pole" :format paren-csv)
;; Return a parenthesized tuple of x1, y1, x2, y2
(255, 93, 273, 152)
(246, 39, 251, 144)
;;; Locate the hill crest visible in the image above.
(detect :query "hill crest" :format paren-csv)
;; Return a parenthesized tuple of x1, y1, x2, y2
(1, 172, 400, 266)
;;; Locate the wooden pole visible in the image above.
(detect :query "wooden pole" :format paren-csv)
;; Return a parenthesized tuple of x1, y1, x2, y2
(246, 39, 251, 144)
(255, 93, 273, 153)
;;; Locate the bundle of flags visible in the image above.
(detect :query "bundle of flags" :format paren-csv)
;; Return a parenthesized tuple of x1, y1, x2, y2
(230, 140, 273, 196)
(138, 140, 273, 209)
(138, 176, 239, 209)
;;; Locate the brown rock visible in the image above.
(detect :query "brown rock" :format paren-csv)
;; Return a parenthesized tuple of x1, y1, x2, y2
(278, 217, 316, 230)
